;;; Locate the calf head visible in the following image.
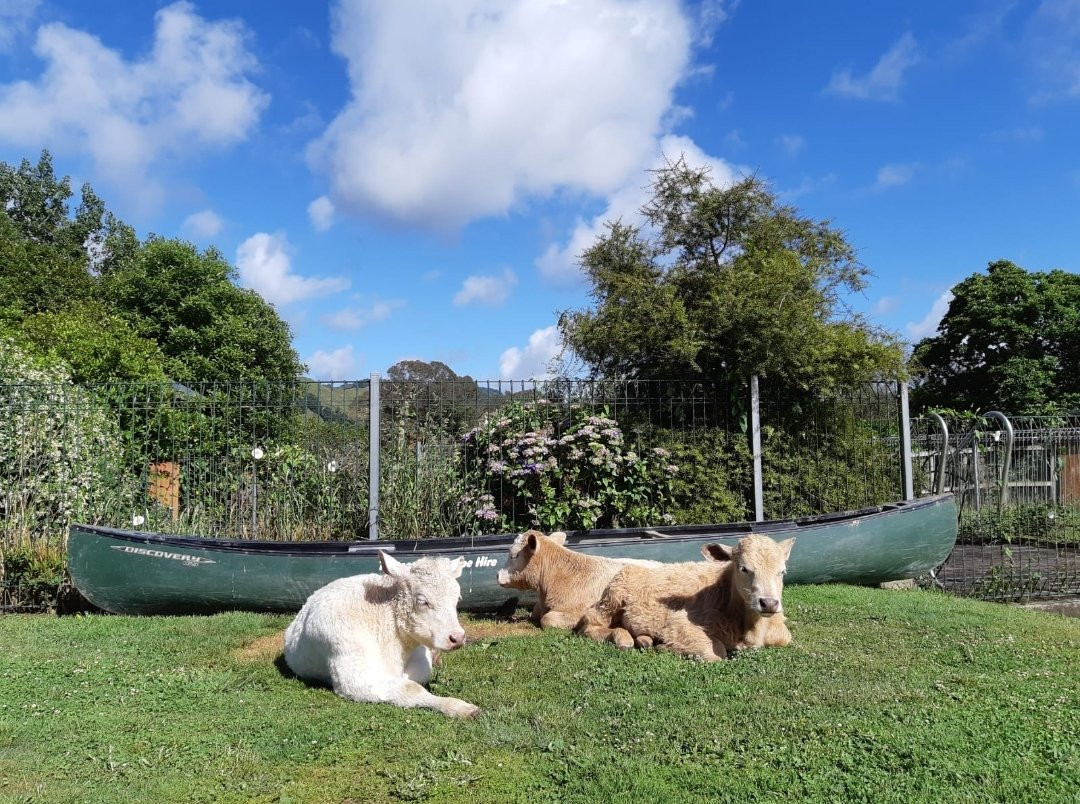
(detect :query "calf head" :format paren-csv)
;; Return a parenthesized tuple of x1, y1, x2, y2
(379, 552, 468, 651)
(496, 530, 567, 589)
(703, 534, 796, 616)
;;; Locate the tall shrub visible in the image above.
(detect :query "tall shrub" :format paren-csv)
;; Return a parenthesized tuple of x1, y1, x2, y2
(0, 338, 132, 550)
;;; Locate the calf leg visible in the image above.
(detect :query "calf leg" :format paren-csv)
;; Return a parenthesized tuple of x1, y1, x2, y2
(575, 608, 634, 649)
(539, 608, 583, 630)
(330, 656, 478, 719)
(657, 620, 727, 662)
(385, 679, 480, 719)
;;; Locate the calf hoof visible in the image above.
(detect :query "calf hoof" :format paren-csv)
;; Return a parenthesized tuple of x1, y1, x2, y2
(612, 628, 634, 650)
(442, 698, 480, 719)
(634, 635, 654, 649)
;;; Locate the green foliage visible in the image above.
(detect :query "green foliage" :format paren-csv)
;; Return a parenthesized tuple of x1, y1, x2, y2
(0, 338, 135, 548)
(1, 589, 1078, 802)
(102, 237, 304, 383)
(377, 421, 470, 539)
(658, 428, 752, 523)
(959, 503, 1080, 546)
(912, 260, 1080, 414)
(460, 402, 679, 531)
(559, 159, 905, 392)
(11, 303, 168, 384)
(0, 544, 65, 609)
(1, 151, 303, 384)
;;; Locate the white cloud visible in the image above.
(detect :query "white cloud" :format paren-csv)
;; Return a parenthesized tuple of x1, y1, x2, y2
(182, 209, 223, 239)
(309, 0, 694, 229)
(777, 134, 805, 158)
(0, 2, 268, 199)
(0, 0, 40, 52)
(874, 162, 918, 189)
(537, 134, 741, 284)
(906, 291, 953, 340)
(304, 345, 358, 381)
(695, 0, 739, 47)
(453, 268, 518, 306)
(308, 195, 335, 231)
(235, 232, 350, 307)
(323, 298, 405, 330)
(1023, 0, 1080, 99)
(499, 325, 561, 379)
(826, 32, 920, 101)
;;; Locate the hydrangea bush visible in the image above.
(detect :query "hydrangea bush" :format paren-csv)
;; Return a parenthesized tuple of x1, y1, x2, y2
(459, 401, 678, 532)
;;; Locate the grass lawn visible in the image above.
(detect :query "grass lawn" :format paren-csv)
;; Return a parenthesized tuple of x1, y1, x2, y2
(1, 586, 1078, 803)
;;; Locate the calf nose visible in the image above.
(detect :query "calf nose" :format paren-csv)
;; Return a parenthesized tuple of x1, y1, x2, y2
(447, 628, 466, 648)
(758, 597, 780, 614)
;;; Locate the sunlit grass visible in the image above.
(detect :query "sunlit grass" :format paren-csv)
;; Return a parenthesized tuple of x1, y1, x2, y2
(1, 586, 1078, 803)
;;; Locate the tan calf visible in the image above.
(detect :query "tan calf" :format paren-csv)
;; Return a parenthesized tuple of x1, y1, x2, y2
(576, 534, 796, 661)
(497, 530, 658, 630)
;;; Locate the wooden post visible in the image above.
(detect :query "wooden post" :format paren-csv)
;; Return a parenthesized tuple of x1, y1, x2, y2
(148, 461, 180, 521)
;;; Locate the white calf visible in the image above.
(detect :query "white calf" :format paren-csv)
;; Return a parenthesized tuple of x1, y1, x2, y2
(283, 552, 478, 718)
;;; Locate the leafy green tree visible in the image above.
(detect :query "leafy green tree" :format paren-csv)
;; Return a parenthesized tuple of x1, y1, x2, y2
(558, 159, 905, 392)
(911, 260, 1080, 413)
(12, 303, 168, 385)
(102, 237, 304, 383)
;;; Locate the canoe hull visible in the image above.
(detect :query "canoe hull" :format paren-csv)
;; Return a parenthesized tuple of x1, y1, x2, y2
(68, 495, 957, 616)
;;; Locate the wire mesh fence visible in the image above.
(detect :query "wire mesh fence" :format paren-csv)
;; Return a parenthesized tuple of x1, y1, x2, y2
(5, 373, 1079, 608)
(1, 377, 911, 545)
(912, 412, 1080, 600)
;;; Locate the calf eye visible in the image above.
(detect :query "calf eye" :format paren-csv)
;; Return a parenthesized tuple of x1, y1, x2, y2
(740, 566, 750, 574)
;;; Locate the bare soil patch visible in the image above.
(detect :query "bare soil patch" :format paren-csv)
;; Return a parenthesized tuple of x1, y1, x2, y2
(234, 632, 284, 663)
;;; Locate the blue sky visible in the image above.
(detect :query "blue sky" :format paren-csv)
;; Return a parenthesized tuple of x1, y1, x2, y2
(1, 1, 1078, 381)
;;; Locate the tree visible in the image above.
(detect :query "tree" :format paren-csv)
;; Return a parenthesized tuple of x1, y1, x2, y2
(12, 303, 169, 385)
(102, 237, 305, 383)
(911, 260, 1080, 413)
(558, 159, 905, 392)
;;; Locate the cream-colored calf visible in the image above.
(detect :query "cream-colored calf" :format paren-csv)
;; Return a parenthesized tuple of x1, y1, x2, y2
(497, 529, 659, 630)
(577, 534, 796, 661)
(284, 553, 478, 718)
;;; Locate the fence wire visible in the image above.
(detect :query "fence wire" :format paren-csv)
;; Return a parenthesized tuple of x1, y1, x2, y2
(5, 375, 1079, 606)
(913, 413, 1080, 600)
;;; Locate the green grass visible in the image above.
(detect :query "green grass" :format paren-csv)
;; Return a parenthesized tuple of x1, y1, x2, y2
(1, 587, 1078, 803)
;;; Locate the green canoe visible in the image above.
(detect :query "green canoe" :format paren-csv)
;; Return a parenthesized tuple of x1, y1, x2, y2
(67, 494, 957, 616)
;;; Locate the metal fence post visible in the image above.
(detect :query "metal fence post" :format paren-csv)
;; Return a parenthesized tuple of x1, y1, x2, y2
(899, 380, 914, 501)
(368, 372, 381, 540)
(750, 375, 764, 521)
(982, 411, 1014, 512)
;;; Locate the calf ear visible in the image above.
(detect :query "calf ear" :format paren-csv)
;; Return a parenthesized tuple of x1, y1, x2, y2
(777, 537, 796, 559)
(548, 531, 568, 546)
(702, 543, 734, 562)
(449, 556, 466, 578)
(379, 551, 407, 579)
(526, 532, 540, 551)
